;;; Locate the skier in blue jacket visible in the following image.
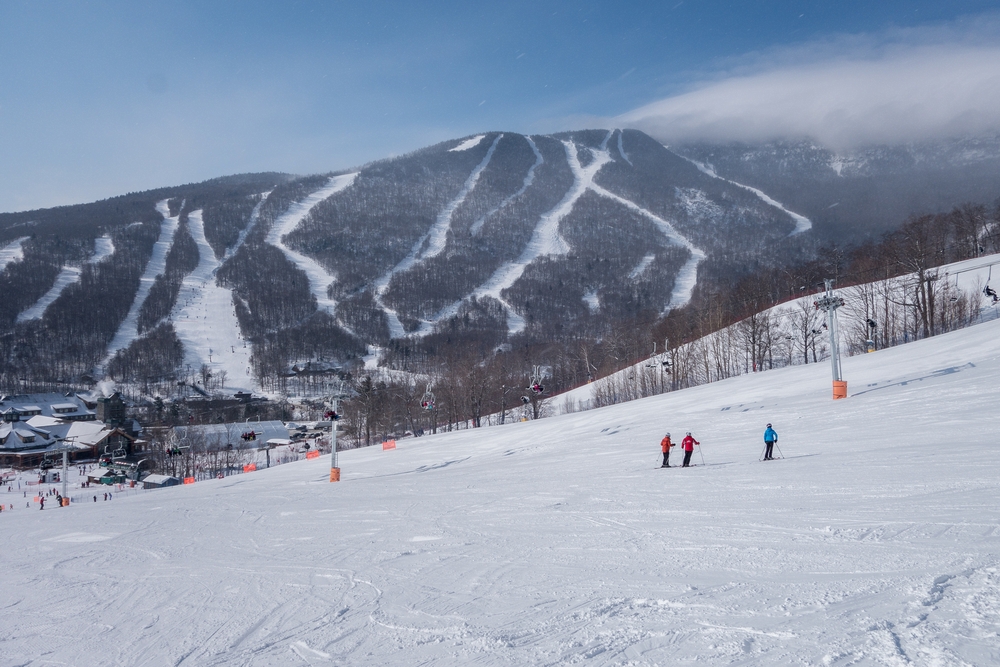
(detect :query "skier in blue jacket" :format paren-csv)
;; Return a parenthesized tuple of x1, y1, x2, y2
(763, 423, 777, 460)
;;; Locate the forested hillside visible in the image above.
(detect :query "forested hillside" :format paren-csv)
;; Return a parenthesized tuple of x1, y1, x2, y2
(2, 129, 996, 405)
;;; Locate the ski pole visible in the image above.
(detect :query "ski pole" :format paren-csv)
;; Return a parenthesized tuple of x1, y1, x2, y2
(774, 443, 784, 459)
(759, 444, 767, 462)
(699, 444, 705, 466)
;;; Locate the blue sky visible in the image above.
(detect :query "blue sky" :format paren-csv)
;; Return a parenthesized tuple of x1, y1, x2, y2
(2, 1, 999, 212)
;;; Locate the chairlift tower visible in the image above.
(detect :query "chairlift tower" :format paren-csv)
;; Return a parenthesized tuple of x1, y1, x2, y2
(328, 381, 348, 483)
(814, 279, 847, 399)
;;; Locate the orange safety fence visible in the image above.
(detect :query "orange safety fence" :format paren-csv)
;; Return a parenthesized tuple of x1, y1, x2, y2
(243, 463, 257, 473)
(382, 439, 397, 451)
(183, 477, 196, 484)
(306, 450, 320, 460)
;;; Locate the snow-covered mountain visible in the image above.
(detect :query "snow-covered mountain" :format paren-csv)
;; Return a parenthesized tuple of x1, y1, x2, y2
(0, 131, 814, 391)
(1, 130, 997, 394)
(3, 307, 998, 665)
(673, 135, 1000, 241)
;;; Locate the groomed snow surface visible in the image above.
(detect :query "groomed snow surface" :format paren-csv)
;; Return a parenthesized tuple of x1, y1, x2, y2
(17, 235, 114, 323)
(4, 312, 999, 665)
(169, 211, 254, 390)
(266, 174, 358, 316)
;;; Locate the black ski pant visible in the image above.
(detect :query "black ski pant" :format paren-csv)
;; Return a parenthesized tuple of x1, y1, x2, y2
(683, 450, 693, 467)
(662, 451, 670, 466)
(765, 442, 774, 459)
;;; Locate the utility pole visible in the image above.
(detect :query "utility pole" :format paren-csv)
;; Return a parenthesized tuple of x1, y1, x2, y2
(814, 279, 847, 399)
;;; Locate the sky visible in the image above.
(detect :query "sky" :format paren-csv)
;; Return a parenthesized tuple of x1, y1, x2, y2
(2, 1, 1000, 213)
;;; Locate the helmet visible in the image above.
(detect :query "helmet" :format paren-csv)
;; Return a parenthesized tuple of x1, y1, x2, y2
(766, 423, 772, 428)
(666, 433, 670, 437)
(686, 432, 691, 436)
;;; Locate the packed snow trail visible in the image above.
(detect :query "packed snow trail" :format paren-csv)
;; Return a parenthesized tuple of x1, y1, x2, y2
(169, 210, 253, 390)
(589, 182, 706, 311)
(472, 138, 613, 333)
(681, 154, 812, 235)
(373, 136, 503, 337)
(470, 135, 544, 236)
(0, 236, 28, 272)
(421, 132, 704, 334)
(265, 174, 357, 315)
(17, 235, 114, 323)
(448, 134, 486, 152)
(616, 128, 633, 166)
(3, 314, 999, 665)
(222, 191, 270, 262)
(102, 201, 179, 367)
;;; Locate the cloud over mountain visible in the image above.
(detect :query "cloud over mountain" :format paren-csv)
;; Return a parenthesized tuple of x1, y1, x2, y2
(618, 19, 1000, 149)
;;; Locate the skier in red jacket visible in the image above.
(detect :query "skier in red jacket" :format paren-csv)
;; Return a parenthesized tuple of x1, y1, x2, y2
(660, 433, 674, 468)
(681, 432, 699, 467)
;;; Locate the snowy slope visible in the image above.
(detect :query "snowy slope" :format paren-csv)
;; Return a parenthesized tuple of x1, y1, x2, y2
(169, 210, 253, 390)
(102, 201, 179, 366)
(0, 236, 28, 272)
(16, 235, 114, 323)
(266, 174, 358, 316)
(557, 252, 1000, 414)
(682, 155, 813, 235)
(3, 310, 999, 665)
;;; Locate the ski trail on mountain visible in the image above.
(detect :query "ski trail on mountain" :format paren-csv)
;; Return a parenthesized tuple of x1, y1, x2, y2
(266, 174, 357, 316)
(449, 135, 486, 152)
(470, 136, 544, 236)
(680, 155, 812, 235)
(415, 137, 546, 334)
(171, 210, 253, 389)
(423, 134, 502, 260)
(421, 131, 703, 334)
(589, 182, 706, 311)
(374, 136, 503, 337)
(617, 130, 633, 167)
(629, 254, 655, 279)
(0, 237, 28, 272)
(17, 235, 115, 323)
(472, 139, 614, 334)
(102, 200, 179, 368)
(223, 192, 271, 262)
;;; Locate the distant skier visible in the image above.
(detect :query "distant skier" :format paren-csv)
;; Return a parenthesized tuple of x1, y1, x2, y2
(681, 432, 699, 467)
(660, 433, 675, 467)
(763, 423, 778, 460)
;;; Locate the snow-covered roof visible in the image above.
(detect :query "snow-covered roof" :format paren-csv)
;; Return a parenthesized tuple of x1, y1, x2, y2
(142, 474, 179, 485)
(173, 421, 289, 450)
(0, 393, 96, 420)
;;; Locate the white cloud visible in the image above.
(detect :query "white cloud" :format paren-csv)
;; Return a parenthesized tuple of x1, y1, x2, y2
(617, 19, 1000, 148)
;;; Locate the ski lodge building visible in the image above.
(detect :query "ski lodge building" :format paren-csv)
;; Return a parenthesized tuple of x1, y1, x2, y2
(0, 392, 142, 469)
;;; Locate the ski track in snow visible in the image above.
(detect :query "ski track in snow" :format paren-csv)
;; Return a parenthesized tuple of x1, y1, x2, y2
(169, 210, 254, 390)
(5, 305, 1000, 666)
(682, 154, 812, 235)
(102, 201, 179, 368)
(266, 174, 358, 316)
(470, 136, 544, 236)
(0, 236, 29, 272)
(17, 235, 115, 323)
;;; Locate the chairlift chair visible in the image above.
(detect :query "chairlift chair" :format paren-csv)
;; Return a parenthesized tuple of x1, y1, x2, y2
(420, 389, 436, 411)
